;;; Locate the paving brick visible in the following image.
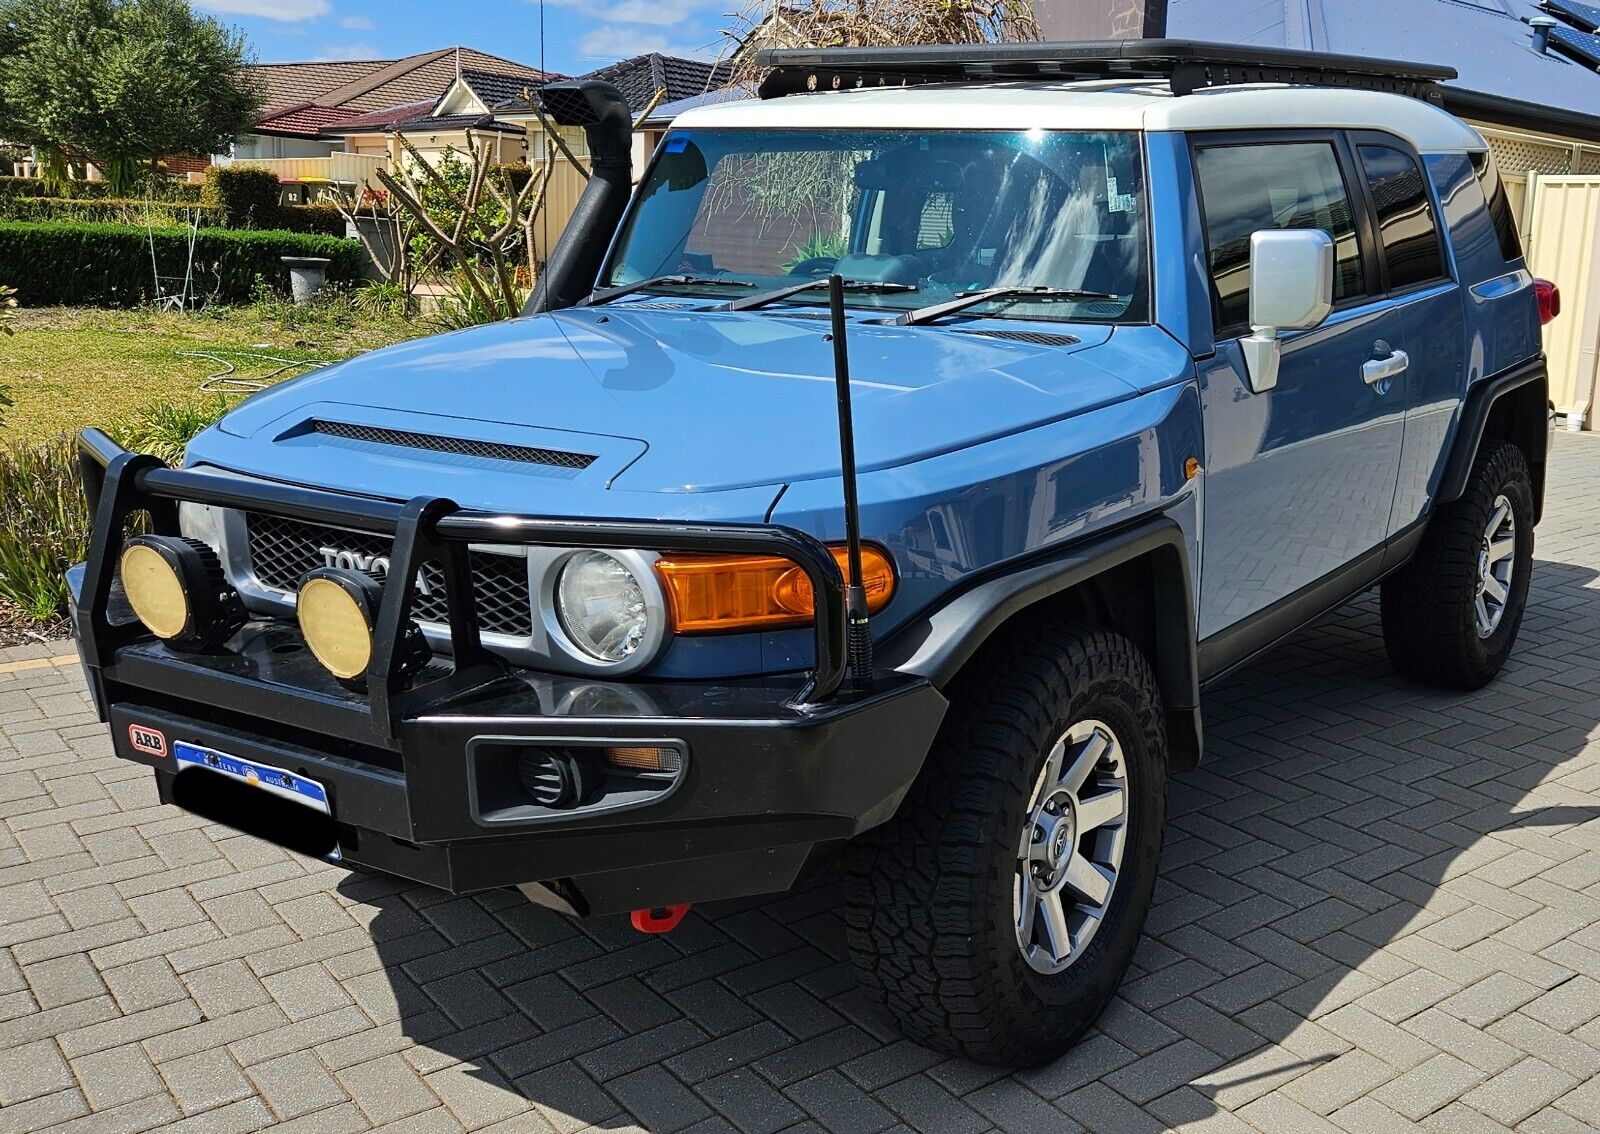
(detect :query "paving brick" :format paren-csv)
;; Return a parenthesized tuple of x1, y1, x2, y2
(607, 1065, 712, 1133)
(248, 1049, 352, 1121)
(0, 1038, 72, 1105)
(784, 1069, 897, 1134)
(1371, 1053, 1487, 1121)
(421, 1064, 525, 1131)
(1460, 1057, 1578, 1126)
(697, 1067, 806, 1134)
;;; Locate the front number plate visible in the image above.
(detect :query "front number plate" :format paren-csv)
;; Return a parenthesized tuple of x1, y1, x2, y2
(173, 741, 339, 860)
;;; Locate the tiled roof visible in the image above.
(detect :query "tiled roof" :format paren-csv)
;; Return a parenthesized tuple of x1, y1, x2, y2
(640, 87, 750, 128)
(459, 69, 539, 112)
(392, 112, 526, 135)
(561, 53, 735, 114)
(319, 100, 436, 134)
(242, 47, 563, 122)
(245, 60, 388, 109)
(253, 102, 363, 138)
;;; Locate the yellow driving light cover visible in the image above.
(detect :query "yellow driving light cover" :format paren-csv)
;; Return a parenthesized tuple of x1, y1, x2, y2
(296, 567, 432, 687)
(297, 571, 378, 680)
(121, 543, 190, 640)
(119, 534, 246, 650)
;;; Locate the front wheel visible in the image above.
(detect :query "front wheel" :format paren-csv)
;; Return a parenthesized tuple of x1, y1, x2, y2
(1381, 440, 1535, 689)
(843, 623, 1167, 1066)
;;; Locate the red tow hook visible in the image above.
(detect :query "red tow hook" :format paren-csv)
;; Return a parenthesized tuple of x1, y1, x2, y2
(630, 904, 691, 934)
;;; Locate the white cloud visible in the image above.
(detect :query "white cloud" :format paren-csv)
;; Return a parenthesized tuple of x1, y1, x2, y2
(339, 14, 375, 30)
(591, 0, 713, 27)
(577, 25, 718, 61)
(315, 41, 380, 61)
(195, 0, 330, 21)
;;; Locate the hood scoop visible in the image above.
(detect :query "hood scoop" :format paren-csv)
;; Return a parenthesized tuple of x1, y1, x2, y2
(310, 419, 596, 470)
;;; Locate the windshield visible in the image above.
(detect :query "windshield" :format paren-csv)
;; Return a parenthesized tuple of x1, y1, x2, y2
(602, 128, 1149, 323)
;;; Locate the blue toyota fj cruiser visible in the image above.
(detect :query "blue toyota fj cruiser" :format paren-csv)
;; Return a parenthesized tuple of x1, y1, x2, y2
(72, 41, 1560, 1065)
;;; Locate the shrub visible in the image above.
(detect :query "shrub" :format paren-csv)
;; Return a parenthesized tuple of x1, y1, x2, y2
(0, 196, 221, 227)
(277, 203, 347, 237)
(115, 397, 230, 466)
(202, 166, 283, 228)
(0, 437, 88, 620)
(0, 175, 201, 202)
(0, 221, 362, 306)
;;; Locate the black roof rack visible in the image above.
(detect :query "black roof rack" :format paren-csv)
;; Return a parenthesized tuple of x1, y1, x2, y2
(756, 39, 1456, 103)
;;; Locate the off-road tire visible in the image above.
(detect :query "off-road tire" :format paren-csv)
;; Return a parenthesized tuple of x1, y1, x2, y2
(1381, 440, 1534, 690)
(843, 622, 1167, 1066)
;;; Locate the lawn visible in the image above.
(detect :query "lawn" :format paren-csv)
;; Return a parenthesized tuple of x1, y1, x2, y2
(0, 299, 423, 442)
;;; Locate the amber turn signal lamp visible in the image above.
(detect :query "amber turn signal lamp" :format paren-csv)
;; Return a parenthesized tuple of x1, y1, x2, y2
(655, 545, 895, 634)
(604, 746, 683, 773)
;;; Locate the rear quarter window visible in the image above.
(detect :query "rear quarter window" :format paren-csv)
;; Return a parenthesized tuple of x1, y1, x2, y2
(1358, 144, 1447, 289)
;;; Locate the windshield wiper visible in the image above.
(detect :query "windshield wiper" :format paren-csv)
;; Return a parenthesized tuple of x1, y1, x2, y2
(894, 286, 1119, 327)
(582, 274, 756, 307)
(722, 278, 918, 313)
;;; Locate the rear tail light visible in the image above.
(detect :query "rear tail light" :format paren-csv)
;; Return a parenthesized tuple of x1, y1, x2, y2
(1535, 278, 1561, 325)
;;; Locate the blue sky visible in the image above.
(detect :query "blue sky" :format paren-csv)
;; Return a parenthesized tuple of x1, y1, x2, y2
(192, 0, 731, 77)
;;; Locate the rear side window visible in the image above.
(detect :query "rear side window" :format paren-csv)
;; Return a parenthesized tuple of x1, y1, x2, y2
(1471, 150, 1525, 265)
(1358, 145, 1446, 289)
(1194, 142, 1365, 333)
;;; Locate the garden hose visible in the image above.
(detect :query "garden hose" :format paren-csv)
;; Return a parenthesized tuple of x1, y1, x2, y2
(174, 349, 337, 394)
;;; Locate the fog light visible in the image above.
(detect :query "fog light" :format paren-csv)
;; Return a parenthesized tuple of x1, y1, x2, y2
(119, 535, 245, 650)
(519, 748, 593, 809)
(297, 567, 429, 685)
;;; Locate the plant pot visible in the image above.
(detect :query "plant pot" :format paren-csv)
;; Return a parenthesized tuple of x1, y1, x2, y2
(281, 256, 332, 306)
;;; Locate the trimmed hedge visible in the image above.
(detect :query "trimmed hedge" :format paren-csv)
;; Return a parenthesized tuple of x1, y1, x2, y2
(201, 166, 281, 228)
(0, 220, 361, 306)
(0, 175, 202, 202)
(279, 203, 347, 238)
(0, 196, 221, 227)
(0, 195, 345, 236)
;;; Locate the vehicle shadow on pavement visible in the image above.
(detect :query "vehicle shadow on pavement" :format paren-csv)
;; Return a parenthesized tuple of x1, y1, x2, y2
(344, 556, 1600, 1132)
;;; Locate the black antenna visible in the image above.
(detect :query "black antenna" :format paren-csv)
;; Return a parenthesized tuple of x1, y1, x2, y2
(827, 273, 872, 691)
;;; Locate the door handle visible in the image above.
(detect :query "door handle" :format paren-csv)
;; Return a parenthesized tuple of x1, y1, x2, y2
(1363, 348, 1409, 387)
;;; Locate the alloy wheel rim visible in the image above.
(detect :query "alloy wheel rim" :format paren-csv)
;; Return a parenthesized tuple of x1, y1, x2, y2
(1014, 718, 1129, 975)
(1475, 494, 1516, 639)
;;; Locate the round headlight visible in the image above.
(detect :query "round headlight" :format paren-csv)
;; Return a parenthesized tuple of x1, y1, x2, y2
(556, 551, 649, 662)
(121, 542, 191, 640)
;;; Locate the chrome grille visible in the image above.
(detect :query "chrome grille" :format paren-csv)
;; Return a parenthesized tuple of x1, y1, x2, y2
(311, 420, 595, 470)
(244, 513, 534, 638)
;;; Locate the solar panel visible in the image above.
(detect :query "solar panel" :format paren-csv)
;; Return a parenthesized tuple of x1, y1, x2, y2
(1550, 24, 1600, 68)
(1546, 0, 1600, 33)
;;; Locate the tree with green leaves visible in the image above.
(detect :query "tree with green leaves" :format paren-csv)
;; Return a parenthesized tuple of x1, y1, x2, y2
(0, 0, 262, 196)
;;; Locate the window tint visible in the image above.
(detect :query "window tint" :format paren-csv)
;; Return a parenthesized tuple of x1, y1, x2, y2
(1471, 150, 1525, 265)
(1194, 142, 1365, 333)
(1359, 145, 1446, 288)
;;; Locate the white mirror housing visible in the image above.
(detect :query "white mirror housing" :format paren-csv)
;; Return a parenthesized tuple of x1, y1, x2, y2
(1241, 229, 1336, 393)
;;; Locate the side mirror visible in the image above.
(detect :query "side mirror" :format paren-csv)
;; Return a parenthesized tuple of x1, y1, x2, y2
(1240, 229, 1335, 393)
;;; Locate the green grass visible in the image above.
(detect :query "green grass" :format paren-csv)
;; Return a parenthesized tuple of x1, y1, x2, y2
(0, 297, 421, 442)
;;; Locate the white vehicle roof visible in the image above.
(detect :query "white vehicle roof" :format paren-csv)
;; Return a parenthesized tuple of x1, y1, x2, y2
(673, 80, 1488, 155)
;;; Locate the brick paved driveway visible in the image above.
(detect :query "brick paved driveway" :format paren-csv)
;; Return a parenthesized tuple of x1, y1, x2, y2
(4, 433, 1600, 1134)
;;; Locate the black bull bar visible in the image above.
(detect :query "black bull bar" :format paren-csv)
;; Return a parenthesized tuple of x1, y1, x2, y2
(75, 428, 852, 745)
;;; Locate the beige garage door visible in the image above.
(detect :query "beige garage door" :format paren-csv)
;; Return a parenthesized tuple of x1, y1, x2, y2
(1525, 173, 1600, 428)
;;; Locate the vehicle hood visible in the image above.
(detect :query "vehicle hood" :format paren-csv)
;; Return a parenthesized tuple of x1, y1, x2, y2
(205, 305, 1169, 507)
